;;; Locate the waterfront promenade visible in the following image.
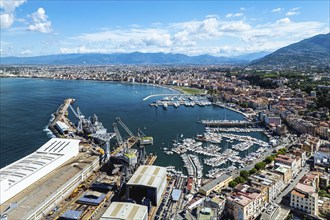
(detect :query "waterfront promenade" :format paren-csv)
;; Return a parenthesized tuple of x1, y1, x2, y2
(143, 93, 190, 101)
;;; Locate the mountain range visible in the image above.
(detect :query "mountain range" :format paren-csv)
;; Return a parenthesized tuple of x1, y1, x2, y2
(0, 52, 267, 65)
(250, 33, 330, 67)
(1, 33, 329, 66)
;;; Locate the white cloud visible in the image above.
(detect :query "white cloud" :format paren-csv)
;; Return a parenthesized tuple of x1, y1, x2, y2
(286, 11, 300, 16)
(0, 0, 26, 12)
(20, 49, 31, 55)
(271, 8, 283, 13)
(286, 7, 300, 16)
(0, 13, 14, 28)
(240, 7, 246, 11)
(60, 46, 111, 54)
(276, 17, 291, 24)
(226, 13, 243, 18)
(62, 15, 327, 56)
(28, 8, 52, 33)
(0, 0, 27, 29)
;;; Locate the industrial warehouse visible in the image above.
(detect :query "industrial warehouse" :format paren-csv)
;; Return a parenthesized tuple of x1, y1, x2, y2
(0, 138, 80, 205)
(127, 165, 167, 206)
(0, 138, 100, 219)
(100, 202, 148, 220)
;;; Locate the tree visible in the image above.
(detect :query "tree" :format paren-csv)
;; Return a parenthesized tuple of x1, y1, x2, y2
(235, 176, 246, 184)
(240, 170, 249, 180)
(255, 162, 266, 170)
(229, 181, 238, 188)
(265, 156, 274, 164)
(278, 148, 287, 155)
(249, 168, 257, 175)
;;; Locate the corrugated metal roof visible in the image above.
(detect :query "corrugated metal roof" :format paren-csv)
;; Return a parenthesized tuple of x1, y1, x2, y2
(101, 202, 147, 220)
(0, 138, 79, 191)
(127, 165, 166, 189)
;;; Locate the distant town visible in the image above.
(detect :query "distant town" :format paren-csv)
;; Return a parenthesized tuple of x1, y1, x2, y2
(1, 64, 329, 220)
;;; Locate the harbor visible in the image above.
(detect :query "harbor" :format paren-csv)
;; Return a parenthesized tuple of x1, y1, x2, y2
(149, 95, 212, 109)
(162, 125, 270, 179)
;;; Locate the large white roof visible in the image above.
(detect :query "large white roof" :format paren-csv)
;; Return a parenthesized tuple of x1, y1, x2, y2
(0, 138, 80, 204)
(1, 138, 79, 184)
(100, 202, 147, 220)
(127, 165, 166, 189)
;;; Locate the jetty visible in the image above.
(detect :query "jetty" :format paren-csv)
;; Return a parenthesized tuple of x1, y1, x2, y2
(199, 120, 254, 127)
(143, 94, 190, 101)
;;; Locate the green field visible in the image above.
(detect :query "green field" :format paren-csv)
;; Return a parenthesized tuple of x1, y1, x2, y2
(172, 86, 204, 95)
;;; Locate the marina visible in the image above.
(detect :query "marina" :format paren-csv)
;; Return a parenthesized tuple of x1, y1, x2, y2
(149, 95, 212, 108)
(199, 119, 254, 126)
(166, 126, 270, 178)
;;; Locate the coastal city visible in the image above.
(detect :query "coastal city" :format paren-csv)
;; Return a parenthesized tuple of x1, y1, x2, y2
(0, 62, 329, 220)
(1, 1, 330, 220)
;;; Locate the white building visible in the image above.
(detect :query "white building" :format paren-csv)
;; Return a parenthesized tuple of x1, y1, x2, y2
(290, 183, 318, 215)
(100, 202, 148, 220)
(127, 165, 166, 206)
(0, 138, 80, 205)
(314, 149, 330, 167)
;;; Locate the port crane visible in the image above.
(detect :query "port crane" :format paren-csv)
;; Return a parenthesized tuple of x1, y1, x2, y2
(113, 123, 124, 149)
(68, 105, 86, 133)
(115, 117, 134, 137)
(68, 104, 114, 162)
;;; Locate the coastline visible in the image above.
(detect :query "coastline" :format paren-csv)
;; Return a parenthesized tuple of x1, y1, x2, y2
(0, 75, 196, 95)
(1, 76, 249, 117)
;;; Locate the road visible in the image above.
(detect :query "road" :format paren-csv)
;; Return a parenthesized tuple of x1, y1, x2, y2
(274, 165, 310, 204)
(229, 140, 298, 178)
(229, 148, 274, 179)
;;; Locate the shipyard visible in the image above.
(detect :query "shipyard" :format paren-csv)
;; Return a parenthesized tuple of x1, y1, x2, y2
(1, 17, 330, 219)
(0, 94, 276, 220)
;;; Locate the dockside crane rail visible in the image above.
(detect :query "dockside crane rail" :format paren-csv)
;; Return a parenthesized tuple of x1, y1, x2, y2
(113, 123, 124, 146)
(115, 117, 135, 138)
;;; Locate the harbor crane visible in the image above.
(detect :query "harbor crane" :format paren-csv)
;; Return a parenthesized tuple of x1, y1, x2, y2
(113, 123, 124, 147)
(137, 128, 153, 146)
(68, 105, 86, 133)
(115, 117, 135, 139)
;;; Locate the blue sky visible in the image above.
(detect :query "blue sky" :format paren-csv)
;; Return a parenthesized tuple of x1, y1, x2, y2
(1, 1, 329, 57)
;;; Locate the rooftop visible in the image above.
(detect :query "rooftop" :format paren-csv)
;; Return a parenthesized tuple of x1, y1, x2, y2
(291, 189, 306, 198)
(0, 153, 99, 219)
(127, 165, 166, 189)
(295, 183, 316, 194)
(200, 174, 232, 192)
(228, 194, 252, 207)
(0, 138, 80, 188)
(171, 189, 182, 202)
(100, 202, 147, 220)
(60, 210, 83, 220)
(274, 166, 289, 174)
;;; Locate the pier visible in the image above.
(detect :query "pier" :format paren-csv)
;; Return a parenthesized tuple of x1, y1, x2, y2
(199, 120, 254, 127)
(143, 94, 190, 101)
(213, 102, 250, 117)
(48, 98, 77, 137)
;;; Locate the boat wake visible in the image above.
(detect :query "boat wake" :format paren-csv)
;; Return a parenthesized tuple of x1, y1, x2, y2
(43, 113, 56, 138)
